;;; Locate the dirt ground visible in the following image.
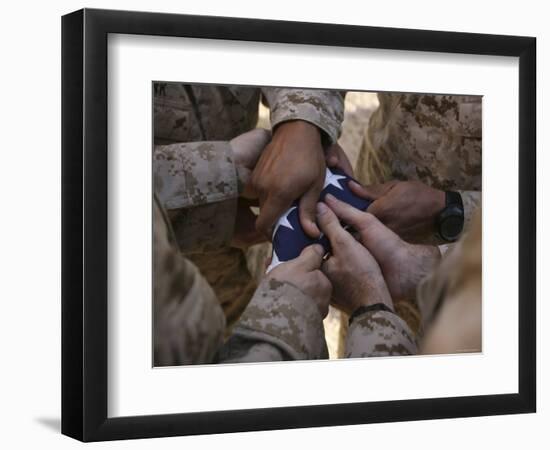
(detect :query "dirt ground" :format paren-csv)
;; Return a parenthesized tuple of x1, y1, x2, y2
(247, 92, 379, 359)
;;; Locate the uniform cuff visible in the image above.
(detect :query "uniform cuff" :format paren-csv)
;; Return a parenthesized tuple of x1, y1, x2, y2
(345, 310, 417, 358)
(153, 141, 239, 252)
(154, 141, 239, 209)
(267, 89, 344, 145)
(232, 278, 328, 360)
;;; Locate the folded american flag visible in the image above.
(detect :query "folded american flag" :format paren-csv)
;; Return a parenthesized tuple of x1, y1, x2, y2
(266, 168, 372, 273)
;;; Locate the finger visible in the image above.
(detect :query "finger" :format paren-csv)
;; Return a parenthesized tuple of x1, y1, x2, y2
(324, 193, 371, 226)
(255, 194, 293, 238)
(364, 198, 385, 218)
(316, 202, 353, 247)
(325, 194, 398, 249)
(299, 184, 323, 238)
(325, 144, 354, 177)
(326, 155, 339, 167)
(294, 244, 325, 271)
(312, 270, 332, 316)
(349, 180, 397, 200)
(229, 128, 272, 163)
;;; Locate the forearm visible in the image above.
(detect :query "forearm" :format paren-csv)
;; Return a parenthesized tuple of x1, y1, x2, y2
(216, 278, 329, 363)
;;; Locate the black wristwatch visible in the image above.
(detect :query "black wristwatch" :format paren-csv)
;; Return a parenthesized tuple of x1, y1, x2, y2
(436, 191, 464, 242)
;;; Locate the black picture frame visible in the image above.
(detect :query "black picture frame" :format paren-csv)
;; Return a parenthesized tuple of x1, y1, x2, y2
(62, 8, 536, 442)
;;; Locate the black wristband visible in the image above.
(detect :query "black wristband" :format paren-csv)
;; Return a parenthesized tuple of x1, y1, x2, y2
(349, 303, 394, 325)
(446, 190, 463, 209)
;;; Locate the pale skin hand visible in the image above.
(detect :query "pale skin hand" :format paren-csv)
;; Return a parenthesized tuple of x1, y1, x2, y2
(229, 128, 272, 248)
(350, 180, 446, 242)
(251, 120, 326, 239)
(230, 128, 272, 199)
(324, 193, 441, 302)
(316, 202, 394, 315)
(268, 244, 333, 318)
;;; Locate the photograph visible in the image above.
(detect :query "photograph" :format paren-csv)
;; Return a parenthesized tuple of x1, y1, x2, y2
(152, 83, 482, 367)
(57, 6, 537, 442)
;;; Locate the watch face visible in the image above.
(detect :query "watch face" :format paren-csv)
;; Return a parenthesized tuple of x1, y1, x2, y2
(441, 215, 464, 241)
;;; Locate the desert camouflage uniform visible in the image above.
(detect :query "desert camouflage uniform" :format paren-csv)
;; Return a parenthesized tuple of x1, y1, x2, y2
(344, 310, 418, 358)
(357, 93, 482, 239)
(355, 93, 481, 334)
(153, 142, 328, 365)
(217, 278, 328, 362)
(418, 211, 482, 354)
(153, 194, 225, 366)
(154, 83, 344, 327)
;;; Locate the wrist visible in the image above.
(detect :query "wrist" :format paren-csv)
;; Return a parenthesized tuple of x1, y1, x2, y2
(436, 191, 465, 242)
(274, 119, 322, 144)
(353, 280, 394, 313)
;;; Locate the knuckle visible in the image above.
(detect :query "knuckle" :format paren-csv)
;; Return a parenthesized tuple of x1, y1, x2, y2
(332, 233, 348, 247)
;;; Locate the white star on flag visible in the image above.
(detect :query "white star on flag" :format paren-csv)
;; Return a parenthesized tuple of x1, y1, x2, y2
(271, 206, 296, 238)
(323, 171, 347, 190)
(267, 206, 296, 273)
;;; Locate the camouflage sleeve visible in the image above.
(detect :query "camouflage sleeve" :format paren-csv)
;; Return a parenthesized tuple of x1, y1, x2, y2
(345, 310, 418, 358)
(153, 141, 239, 253)
(458, 190, 481, 235)
(262, 88, 345, 145)
(216, 278, 329, 362)
(153, 196, 226, 366)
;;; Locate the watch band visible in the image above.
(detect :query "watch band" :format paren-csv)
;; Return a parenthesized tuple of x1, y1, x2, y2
(437, 190, 464, 242)
(446, 190, 463, 209)
(349, 303, 394, 325)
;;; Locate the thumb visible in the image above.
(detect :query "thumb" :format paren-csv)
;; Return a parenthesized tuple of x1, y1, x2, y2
(324, 194, 400, 259)
(299, 183, 323, 238)
(294, 244, 325, 271)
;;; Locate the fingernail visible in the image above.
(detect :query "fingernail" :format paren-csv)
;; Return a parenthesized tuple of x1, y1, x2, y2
(325, 193, 335, 202)
(311, 244, 324, 255)
(316, 202, 328, 214)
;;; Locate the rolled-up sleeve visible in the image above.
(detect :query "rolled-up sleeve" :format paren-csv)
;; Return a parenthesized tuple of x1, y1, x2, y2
(217, 278, 328, 362)
(345, 310, 417, 358)
(262, 88, 345, 145)
(154, 141, 239, 253)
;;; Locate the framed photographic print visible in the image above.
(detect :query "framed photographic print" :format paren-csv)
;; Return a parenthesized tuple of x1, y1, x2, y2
(61, 8, 536, 441)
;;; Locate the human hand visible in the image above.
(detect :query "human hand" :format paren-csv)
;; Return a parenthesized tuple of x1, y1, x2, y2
(325, 143, 354, 177)
(268, 244, 332, 318)
(316, 202, 393, 315)
(230, 198, 267, 249)
(324, 193, 441, 302)
(350, 180, 445, 241)
(230, 128, 271, 199)
(251, 120, 326, 238)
